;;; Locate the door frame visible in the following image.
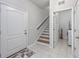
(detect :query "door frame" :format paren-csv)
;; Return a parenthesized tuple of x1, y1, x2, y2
(49, 7, 75, 57)
(72, 0, 79, 57)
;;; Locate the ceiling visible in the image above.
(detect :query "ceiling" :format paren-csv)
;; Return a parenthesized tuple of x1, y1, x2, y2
(30, 0, 49, 9)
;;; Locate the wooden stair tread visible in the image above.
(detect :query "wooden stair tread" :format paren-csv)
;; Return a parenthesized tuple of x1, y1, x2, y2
(42, 33, 49, 36)
(42, 32, 49, 34)
(44, 30, 49, 31)
(40, 36, 49, 39)
(38, 40, 49, 44)
(40, 34, 49, 37)
(39, 38, 49, 41)
(43, 31, 49, 33)
(45, 28, 49, 30)
(44, 28, 49, 30)
(45, 28, 49, 29)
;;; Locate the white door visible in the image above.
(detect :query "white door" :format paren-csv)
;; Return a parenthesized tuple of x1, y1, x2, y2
(1, 4, 28, 57)
(53, 12, 59, 47)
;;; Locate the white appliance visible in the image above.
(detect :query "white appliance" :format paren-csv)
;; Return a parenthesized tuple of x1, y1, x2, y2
(68, 30, 72, 46)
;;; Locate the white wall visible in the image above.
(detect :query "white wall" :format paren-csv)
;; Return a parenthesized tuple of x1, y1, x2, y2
(0, 0, 49, 46)
(51, 0, 75, 12)
(53, 13, 60, 47)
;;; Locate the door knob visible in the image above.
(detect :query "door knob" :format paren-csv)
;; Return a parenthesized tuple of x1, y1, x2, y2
(24, 30, 27, 34)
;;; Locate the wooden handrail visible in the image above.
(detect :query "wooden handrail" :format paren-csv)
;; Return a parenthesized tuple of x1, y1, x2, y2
(37, 16, 49, 30)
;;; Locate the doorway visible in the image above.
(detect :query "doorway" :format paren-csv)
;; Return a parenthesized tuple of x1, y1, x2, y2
(53, 9, 73, 57)
(53, 9, 72, 47)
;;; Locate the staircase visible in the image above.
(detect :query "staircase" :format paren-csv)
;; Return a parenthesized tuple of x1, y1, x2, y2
(38, 26, 49, 44)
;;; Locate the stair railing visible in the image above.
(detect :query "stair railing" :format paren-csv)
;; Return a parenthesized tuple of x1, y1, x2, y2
(37, 16, 49, 30)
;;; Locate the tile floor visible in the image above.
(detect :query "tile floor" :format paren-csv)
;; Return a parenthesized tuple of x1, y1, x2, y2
(28, 39, 72, 58)
(8, 39, 72, 58)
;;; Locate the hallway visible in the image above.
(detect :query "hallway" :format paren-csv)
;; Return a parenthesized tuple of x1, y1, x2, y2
(0, 0, 77, 58)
